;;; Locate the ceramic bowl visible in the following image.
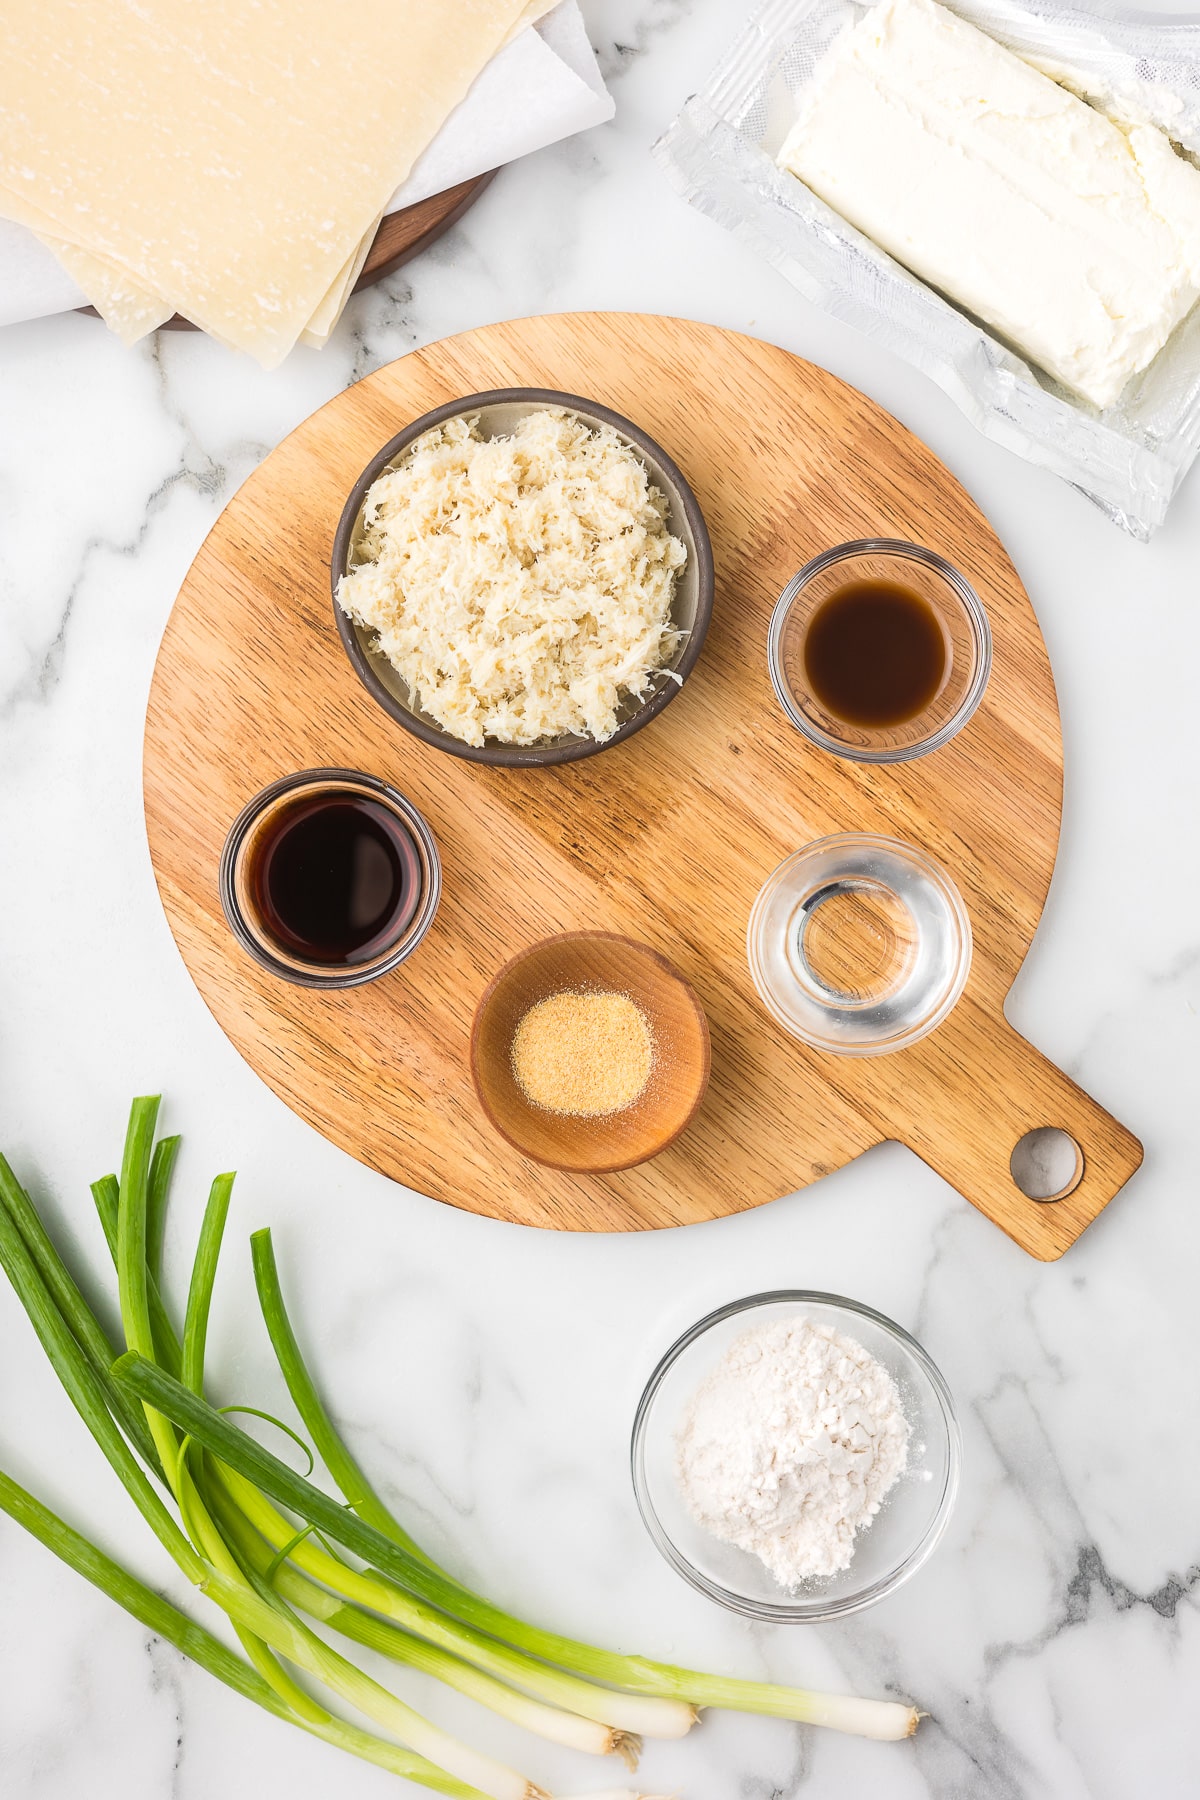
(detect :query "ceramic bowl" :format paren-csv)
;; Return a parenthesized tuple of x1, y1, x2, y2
(331, 389, 714, 767)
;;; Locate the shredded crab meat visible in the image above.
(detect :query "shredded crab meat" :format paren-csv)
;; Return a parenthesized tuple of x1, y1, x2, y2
(337, 408, 688, 746)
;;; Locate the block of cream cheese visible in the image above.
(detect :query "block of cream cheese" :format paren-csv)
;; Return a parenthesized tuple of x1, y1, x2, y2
(777, 0, 1200, 409)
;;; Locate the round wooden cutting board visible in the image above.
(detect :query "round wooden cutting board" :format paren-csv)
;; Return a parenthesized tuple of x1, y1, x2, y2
(144, 313, 1142, 1258)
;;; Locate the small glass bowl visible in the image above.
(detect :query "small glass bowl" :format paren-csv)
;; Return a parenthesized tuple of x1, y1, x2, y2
(747, 833, 972, 1055)
(219, 768, 441, 989)
(768, 539, 992, 762)
(631, 1292, 960, 1622)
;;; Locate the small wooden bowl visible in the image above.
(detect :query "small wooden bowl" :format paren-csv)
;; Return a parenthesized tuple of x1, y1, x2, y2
(470, 932, 711, 1173)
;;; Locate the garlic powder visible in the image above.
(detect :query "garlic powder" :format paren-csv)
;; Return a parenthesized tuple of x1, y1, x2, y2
(337, 409, 687, 747)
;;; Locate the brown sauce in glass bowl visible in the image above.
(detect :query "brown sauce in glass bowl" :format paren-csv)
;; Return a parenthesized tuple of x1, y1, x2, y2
(247, 793, 422, 966)
(802, 579, 948, 728)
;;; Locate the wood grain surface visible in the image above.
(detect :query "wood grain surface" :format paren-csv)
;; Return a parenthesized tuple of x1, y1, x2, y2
(143, 312, 1143, 1257)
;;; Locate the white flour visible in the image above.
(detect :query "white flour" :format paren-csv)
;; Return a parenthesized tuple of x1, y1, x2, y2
(674, 1316, 910, 1586)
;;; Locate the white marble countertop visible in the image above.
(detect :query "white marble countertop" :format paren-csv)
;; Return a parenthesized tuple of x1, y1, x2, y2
(1, 4, 1197, 1796)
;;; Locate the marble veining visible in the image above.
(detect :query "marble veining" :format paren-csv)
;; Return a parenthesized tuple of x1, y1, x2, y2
(1, 0, 1199, 1796)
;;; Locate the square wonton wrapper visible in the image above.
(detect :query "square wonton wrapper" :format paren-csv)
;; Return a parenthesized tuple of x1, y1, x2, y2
(0, 0, 533, 366)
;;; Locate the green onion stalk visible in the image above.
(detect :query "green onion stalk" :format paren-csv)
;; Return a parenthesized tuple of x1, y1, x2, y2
(91, 1133, 651, 1760)
(246, 1231, 917, 1740)
(0, 1106, 558, 1800)
(91, 1170, 181, 1377)
(220, 1460, 678, 1750)
(208, 1479, 641, 1766)
(0, 1095, 921, 1800)
(0, 1469, 492, 1799)
(111, 1099, 316, 1724)
(117, 1349, 918, 1742)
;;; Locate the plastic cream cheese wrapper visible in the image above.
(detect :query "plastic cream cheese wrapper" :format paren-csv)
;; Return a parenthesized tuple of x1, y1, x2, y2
(654, 0, 1200, 538)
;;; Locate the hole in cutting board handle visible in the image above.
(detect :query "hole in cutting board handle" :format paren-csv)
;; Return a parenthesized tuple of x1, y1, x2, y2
(1010, 1127, 1084, 1202)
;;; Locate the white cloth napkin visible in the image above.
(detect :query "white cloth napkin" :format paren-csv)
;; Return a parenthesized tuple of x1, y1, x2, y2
(0, 1, 613, 331)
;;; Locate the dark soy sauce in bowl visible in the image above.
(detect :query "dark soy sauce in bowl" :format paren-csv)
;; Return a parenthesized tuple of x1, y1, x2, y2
(802, 580, 949, 729)
(248, 794, 422, 966)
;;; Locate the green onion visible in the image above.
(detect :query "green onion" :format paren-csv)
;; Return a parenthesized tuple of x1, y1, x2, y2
(2, 1094, 923, 1794)
(181, 1174, 234, 1395)
(115, 1097, 178, 1483)
(90, 1174, 120, 1259)
(115, 1353, 919, 1741)
(251, 1226, 436, 1566)
(93, 1172, 181, 1377)
(209, 1477, 638, 1763)
(0, 1200, 203, 1580)
(0, 1155, 162, 1476)
(146, 1134, 181, 1287)
(212, 1460, 694, 1741)
(0, 1468, 495, 1798)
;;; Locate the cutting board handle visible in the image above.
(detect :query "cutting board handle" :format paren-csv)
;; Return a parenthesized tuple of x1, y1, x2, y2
(907, 1014, 1143, 1260)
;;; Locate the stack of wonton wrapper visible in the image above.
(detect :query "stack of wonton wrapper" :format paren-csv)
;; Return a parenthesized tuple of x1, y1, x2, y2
(0, 0, 556, 365)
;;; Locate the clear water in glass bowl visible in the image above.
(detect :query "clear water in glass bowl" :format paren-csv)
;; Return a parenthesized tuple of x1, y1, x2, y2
(747, 833, 972, 1055)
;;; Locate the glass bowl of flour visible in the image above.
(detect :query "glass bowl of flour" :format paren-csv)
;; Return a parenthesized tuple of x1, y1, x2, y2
(631, 1291, 960, 1621)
